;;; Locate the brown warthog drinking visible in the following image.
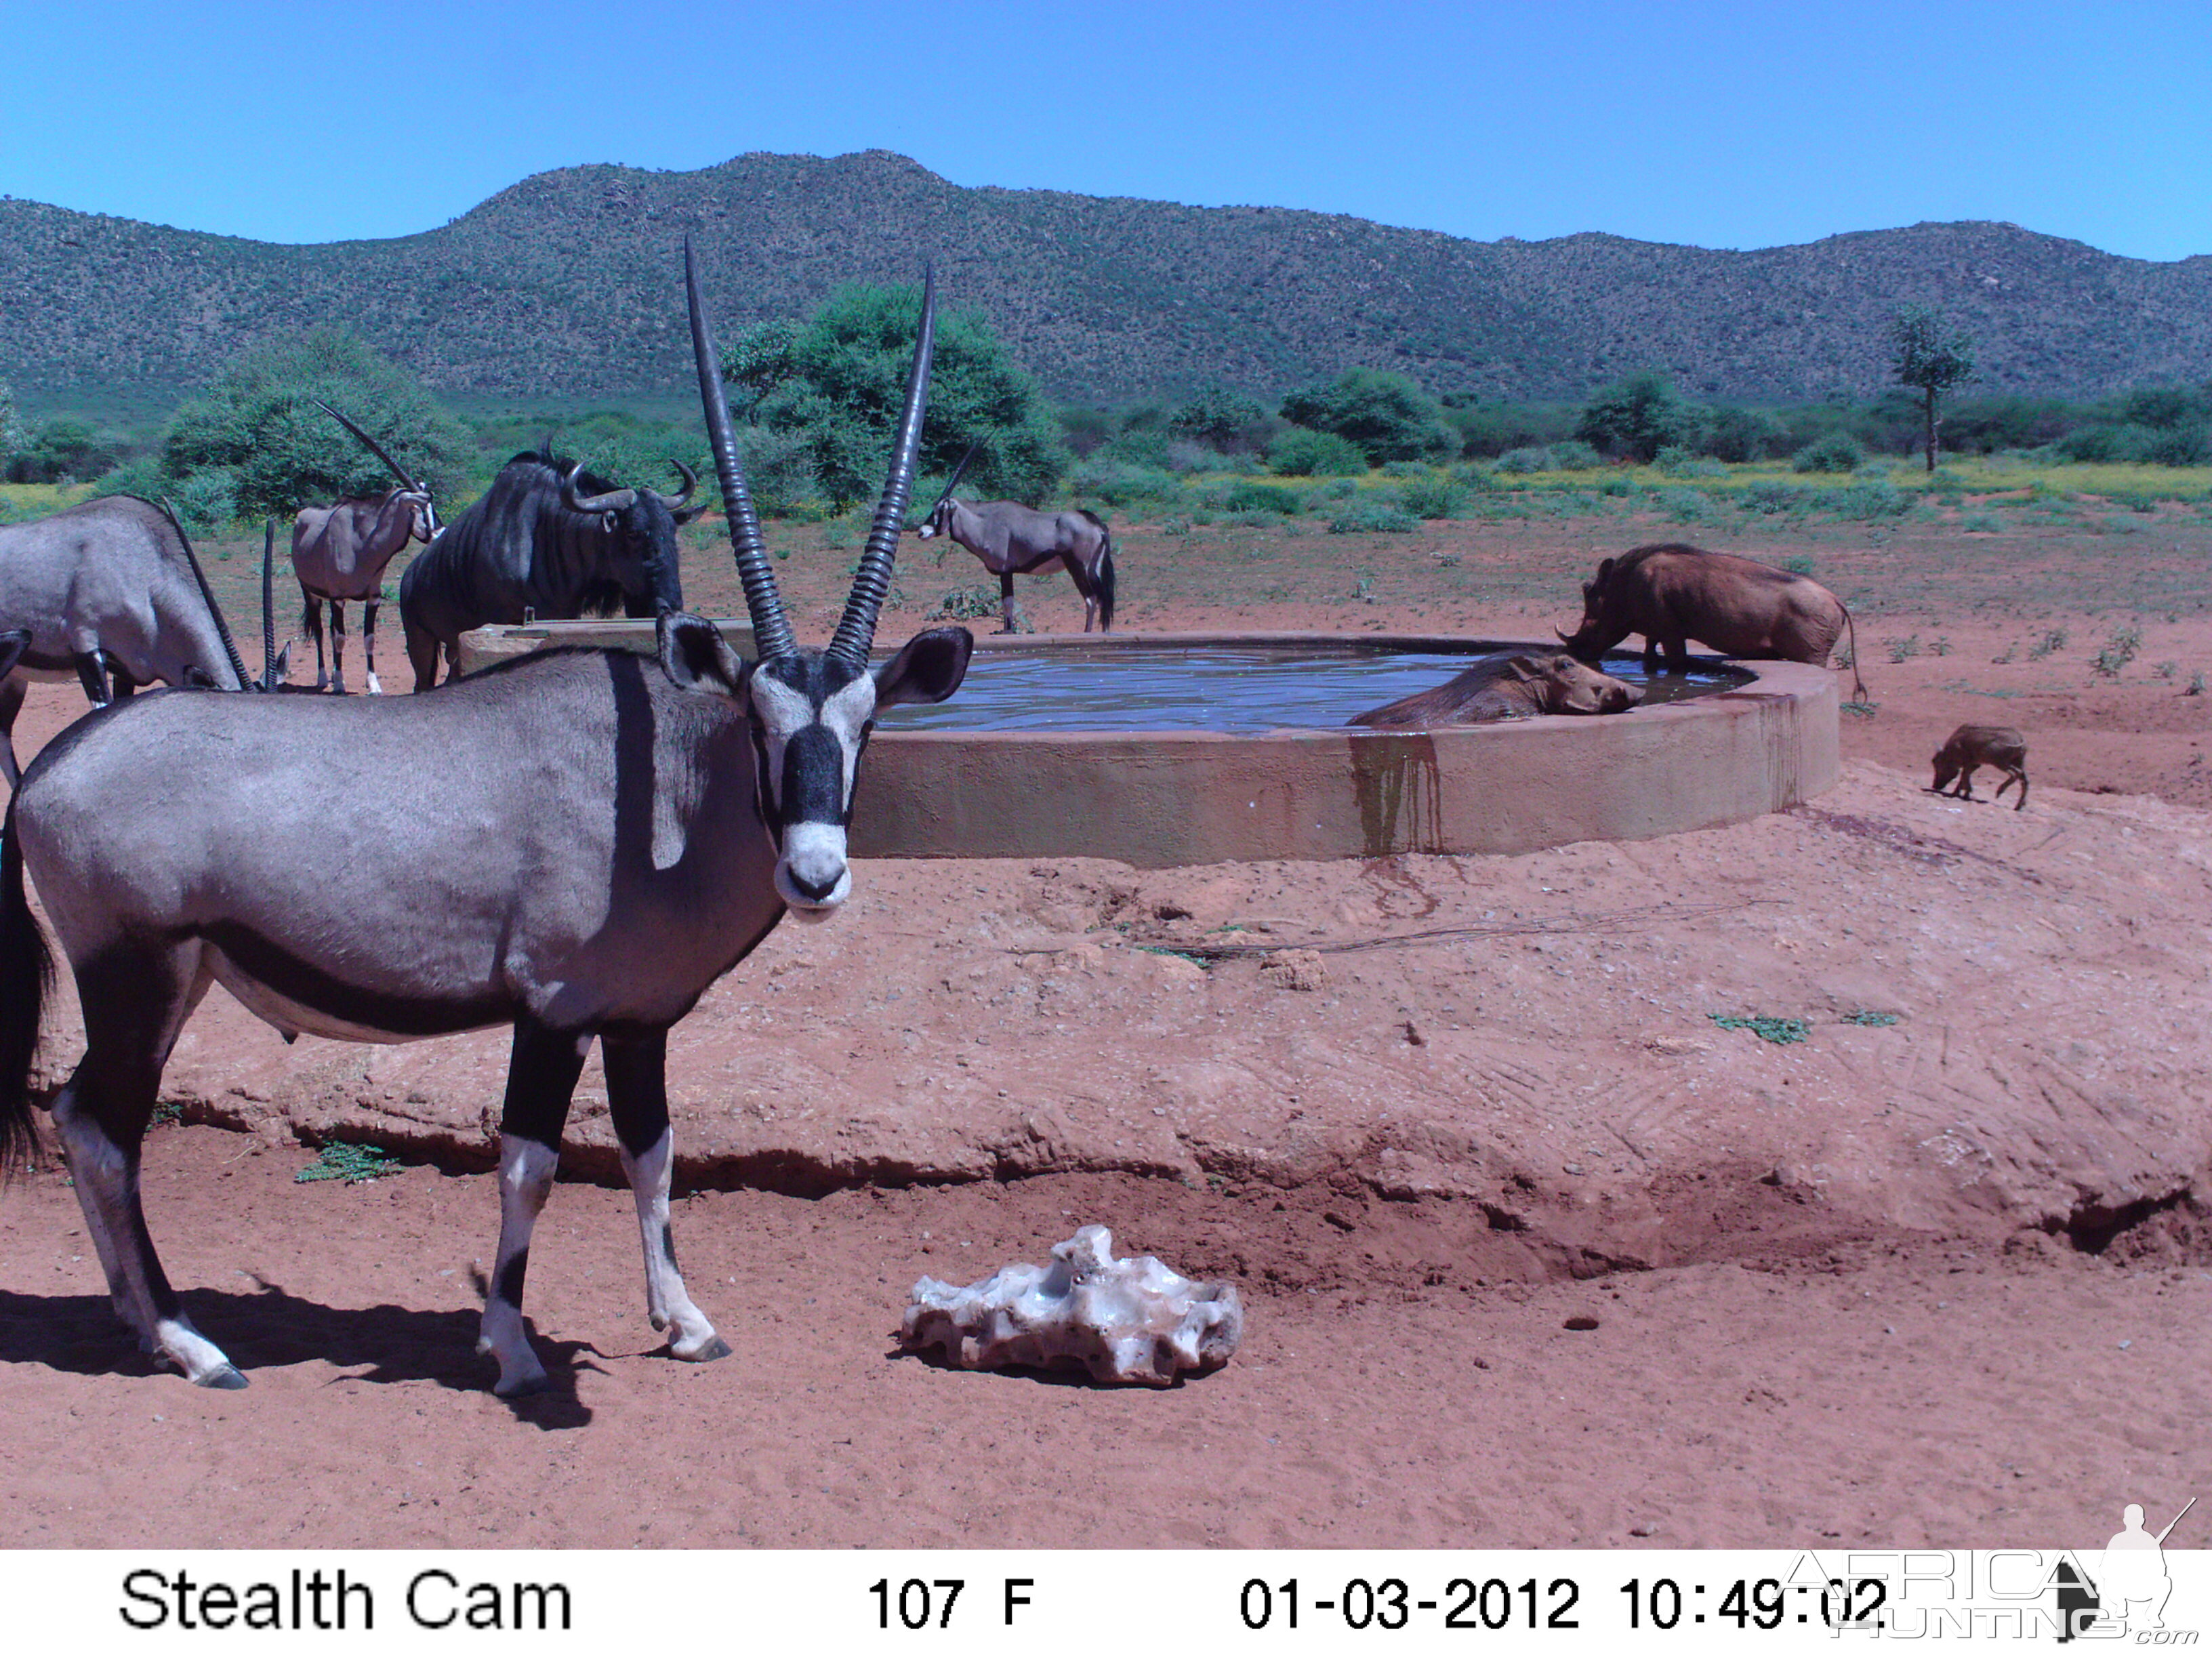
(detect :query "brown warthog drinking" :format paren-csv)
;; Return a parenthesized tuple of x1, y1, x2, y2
(1347, 649, 1641, 729)
(1558, 542, 1866, 699)
(1929, 723, 2028, 809)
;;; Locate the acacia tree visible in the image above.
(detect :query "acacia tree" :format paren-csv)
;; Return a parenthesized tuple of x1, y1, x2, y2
(161, 326, 474, 523)
(735, 284, 1069, 508)
(1574, 369, 1693, 462)
(1890, 306, 1975, 472)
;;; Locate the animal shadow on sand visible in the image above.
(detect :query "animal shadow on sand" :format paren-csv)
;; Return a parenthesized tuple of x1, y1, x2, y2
(0, 1279, 601, 1429)
(886, 1340, 1197, 1391)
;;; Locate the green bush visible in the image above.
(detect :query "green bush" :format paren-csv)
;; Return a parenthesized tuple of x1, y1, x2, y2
(1168, 387, 1271, 454)
(1450, 462, 1502, 493)
(1223, 480, 1304, 514)
(1397, 475, 1469, 518)
(1070, 457, 1183, 509)
(1327, 497, 1418, 534)
(1739, 480, 1814, 515)
(1549, 438, 1603, 470)
(751, 283, 1070, 508)
(1267, 426, 1368, 477)
(4, 417, 134, 485)
(162, 325, 476, 520)
(1279, 369, 1457, 464)
(1576, 369, 1694, 462)
(1700, 405, 1790, 463)
(1494, 445, 1554, 474)
(1820, 476, 1910, 518)
(1793, 433, 1866, 473)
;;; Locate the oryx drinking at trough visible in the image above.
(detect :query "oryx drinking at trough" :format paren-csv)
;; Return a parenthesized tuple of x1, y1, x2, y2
(0, 494, 261, 783)
(913, 449, 1116, 633)
(0, 245, 973, 1396)
(398, 445, 696, 689)
(291, 401, 443, 694)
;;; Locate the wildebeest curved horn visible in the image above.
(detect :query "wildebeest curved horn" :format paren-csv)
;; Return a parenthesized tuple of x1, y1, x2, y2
(562, 464, 638, 516)
(828, 265, 936, 672)
(653, 459, 698, 512)
(312, 398, 424, 495)
(685, 238, 796, 661)
(158, 497, 253, 693)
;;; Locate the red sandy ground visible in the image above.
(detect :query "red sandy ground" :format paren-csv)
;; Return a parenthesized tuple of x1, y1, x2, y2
(3, 509, 2209, 1549)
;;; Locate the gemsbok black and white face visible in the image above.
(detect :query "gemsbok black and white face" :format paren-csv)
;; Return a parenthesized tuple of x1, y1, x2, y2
(739, 628, 971, 916)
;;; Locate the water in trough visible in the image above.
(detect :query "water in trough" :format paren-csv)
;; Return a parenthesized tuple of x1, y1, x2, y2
(878, 644, 1747, 734)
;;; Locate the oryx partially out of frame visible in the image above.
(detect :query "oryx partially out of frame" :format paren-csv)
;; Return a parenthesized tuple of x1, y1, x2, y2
(913, 449, 1116, 633)
(0, 244, 972, 1397)
(0, 494, 260, 783)
(291, 401, 443, 694)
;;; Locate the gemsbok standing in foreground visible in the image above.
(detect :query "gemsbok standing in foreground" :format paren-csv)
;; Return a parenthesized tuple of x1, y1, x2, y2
(913, 448, 1116, 633)
(291, 401, 444, 694)
(0, 245, 972, 1396)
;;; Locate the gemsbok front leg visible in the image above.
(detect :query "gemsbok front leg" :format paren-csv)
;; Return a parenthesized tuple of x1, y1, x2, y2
(52, 941, 242, 1387)
(362, 600, 383, 695)
(603, 1027, 729, 1364)
(479, 1020, 588, 1396)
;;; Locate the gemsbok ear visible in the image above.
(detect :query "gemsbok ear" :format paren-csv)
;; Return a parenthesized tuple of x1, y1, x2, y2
(656, 612, 747, 697)
(874, 626, 974, 708)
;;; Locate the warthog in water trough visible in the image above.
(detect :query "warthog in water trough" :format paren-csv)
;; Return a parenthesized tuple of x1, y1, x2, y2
(1347, 649, 1641, 728)
(1558, 543, 1866, 700)
(1929, 723, 2028, 809)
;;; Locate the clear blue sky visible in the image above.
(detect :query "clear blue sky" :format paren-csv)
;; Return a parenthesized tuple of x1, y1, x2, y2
(5, 0, 2206, 260)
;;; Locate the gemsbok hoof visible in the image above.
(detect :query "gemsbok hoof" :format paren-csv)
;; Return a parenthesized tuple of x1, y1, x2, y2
(197, 1365, 251, 1391)
(680, 1334, 734, 1364)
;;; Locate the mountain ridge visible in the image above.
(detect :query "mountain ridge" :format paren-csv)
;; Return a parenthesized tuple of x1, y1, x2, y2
(3, 149, 2207, 406)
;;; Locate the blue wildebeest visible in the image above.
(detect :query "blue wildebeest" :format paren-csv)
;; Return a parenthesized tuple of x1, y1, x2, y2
(0, 495, 261, 783)
(0, 244, 972, 1396)
(913, 452, 1115, 633)
(398, 449, 696, 689)
(292, 401, 443, 695)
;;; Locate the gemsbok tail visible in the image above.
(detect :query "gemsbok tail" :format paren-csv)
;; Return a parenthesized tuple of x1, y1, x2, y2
(1087, 516, 1117, 632)
(1839, 602, 1867, 703)
(0, 787, 52, 1170)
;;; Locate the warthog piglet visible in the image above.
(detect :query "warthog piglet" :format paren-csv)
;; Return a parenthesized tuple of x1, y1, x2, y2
(1929, 723, 2028, 810)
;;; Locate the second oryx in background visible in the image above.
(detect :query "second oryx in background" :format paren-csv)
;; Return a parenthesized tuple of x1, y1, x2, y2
(0, 244, 972, 1398)
(291, 401, 443, 694)
(914, 448, 1116, 633)
(0, 494, 260, 783)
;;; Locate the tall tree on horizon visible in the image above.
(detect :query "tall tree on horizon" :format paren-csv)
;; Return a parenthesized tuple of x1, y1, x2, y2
(1891, 306, 1975, 472)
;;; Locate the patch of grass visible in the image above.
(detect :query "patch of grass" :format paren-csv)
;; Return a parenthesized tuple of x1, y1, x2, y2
(932, 583, 1000, 621)
(1840, 700, 1879, 718)
(1887, 635, 1921, 663)
(1840, 1010, 1900, 1027)
(2189, 672, 2207, 697)
(1991, 641, 2017, 664)
(2092, 625, 2142, 677)
(2027, 627, 2068, 660)
(149, 1101, 186, 1126)
(295, 1142, 401, 1184)
(1710, 1013, 1810, 1045)
(1781, 555, 1816, 575)
(1929, 637, 1952, 657)
(1962, 512, 2003, 533)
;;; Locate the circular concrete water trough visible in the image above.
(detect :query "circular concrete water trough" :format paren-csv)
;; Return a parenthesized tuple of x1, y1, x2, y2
(455, 623, 1838, 866)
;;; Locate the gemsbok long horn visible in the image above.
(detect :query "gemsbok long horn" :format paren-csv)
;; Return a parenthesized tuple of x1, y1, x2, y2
(924, 441, 980, 523)
(261, 521, 280, 690)
(685, 238, 796, 662)
(312, 398, 425, 493)
(159, 497, 254, 692)
(828, 264, 936, 671)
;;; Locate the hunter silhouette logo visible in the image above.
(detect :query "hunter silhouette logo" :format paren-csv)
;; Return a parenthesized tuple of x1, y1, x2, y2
(2057, 1496, 2194, 1641)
